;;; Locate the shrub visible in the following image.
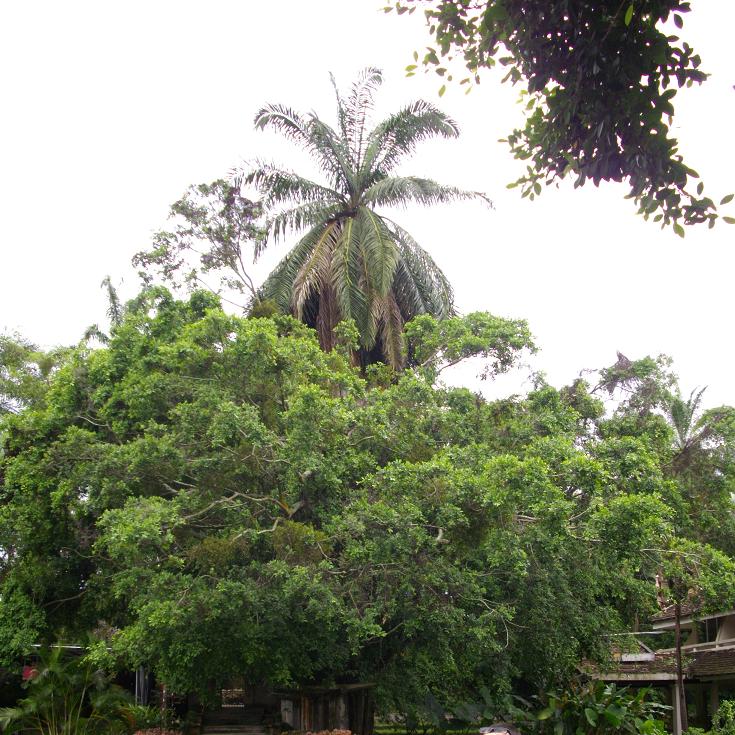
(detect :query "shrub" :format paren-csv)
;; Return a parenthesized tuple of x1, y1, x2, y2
(713, 701, 735, 735)
(0, 647, 131, 735)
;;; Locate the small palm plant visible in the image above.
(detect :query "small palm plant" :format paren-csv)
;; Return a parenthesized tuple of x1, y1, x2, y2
(0, 647, 131, 735)
(241, 67, 487, 368)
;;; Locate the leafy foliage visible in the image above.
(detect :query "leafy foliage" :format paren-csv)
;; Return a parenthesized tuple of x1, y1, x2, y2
(0, 647, 131, 735)
(133, 180, 264, 304)
(405, 312, 535, 380)
(387, 0, 735, 230)
(591, 351, 735, 555)
(712, 700, 735, 735)
(0, 335, 68, 416)
(1, 292, 734, 723)
(535, 682, 667, 735)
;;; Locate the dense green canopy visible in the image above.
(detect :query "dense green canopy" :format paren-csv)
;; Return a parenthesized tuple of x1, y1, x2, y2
(1, 291, 734, 722)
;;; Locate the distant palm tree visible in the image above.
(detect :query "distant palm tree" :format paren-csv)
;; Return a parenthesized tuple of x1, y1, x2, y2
(669, 386, 708, 454)
(240, 68, 487, 367)
(666, 387, 732, 474)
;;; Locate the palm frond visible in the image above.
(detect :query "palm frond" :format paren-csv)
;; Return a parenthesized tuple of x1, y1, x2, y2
(332, 217, 370, 341)
(329, 72, 350, 146)
(390, 260, 434, 318)
(343, 67, 383, 168)
(387, 220, 454, 319)
(669, 396, 690, 448)
(253, 104, 312, 148)
(688, 386, 708, 417)
(292, 222, 339, 318)
(260, 224, 337, 311)
(361, 100, 460, 179)
(355, 207, 398, 297)
(371, 291, 405, 369)
(307, 115, 358, 195)
(266, 201, 341, 244)
(101, 275, 123, 325)
(363, 176, 490, 209)
(242, 162, 345, 207)
(82, 324, 110, 345)
(672, 386, 708, 449)
(252, 104, 350, 191)
(315, 279, 340, 352)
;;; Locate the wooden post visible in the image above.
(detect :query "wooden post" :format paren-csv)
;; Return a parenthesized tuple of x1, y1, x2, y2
(365, 689, 375, 735)
(355, 691, 365, 735)
(337, 693, 348, 730)
(672, 683, 683, 735)
(675, 602, 689, 733)
(694, 684, 706, 727)
(710, 682, 720, 725)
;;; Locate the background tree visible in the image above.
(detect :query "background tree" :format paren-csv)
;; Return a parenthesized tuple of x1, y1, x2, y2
(83, 276, 127, 346)
(592, 352, 735, 554)
(387, 0, 735, 232)
(653, 539, 735, 733)
(133, 179, 264, 307)
(241, 67, 488, 367)
(0, 335, 68, 417)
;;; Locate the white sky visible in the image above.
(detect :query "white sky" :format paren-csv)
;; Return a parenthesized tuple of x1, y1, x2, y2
(1, 1, 734, 406)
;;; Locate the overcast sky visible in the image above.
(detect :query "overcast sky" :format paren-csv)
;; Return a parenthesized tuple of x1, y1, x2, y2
(1, 1, 734, 405)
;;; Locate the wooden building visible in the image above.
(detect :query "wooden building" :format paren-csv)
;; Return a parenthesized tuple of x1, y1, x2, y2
(201, 681, 375, 735)
(587, 606, 735, 735)
(276, 684, 374, 735)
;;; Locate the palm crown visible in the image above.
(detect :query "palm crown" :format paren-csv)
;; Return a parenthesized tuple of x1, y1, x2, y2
(241, 67, 487, 367)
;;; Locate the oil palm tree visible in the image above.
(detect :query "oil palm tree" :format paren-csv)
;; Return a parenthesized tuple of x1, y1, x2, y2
(667, 387, 735, 474)
(239, 67, 487, 368)
(669, 387, 708, 454)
